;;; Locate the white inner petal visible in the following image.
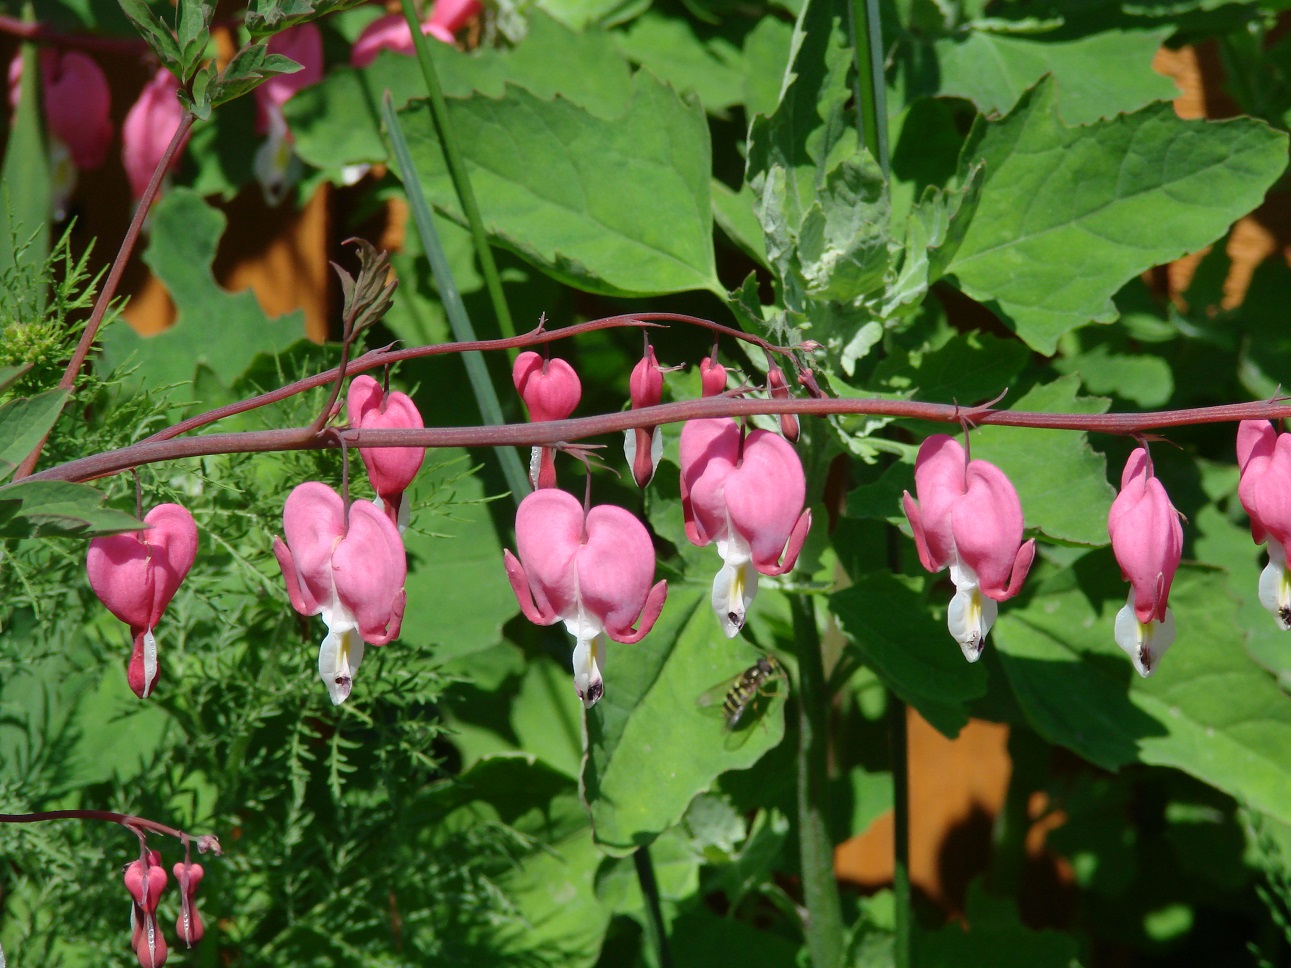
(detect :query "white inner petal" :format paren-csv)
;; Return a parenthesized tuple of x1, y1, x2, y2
(1114, 595, 1176, 678)
(1258, 541, 1291, 631)
(319, 602, 364, 705)
(142, 628, 159, 698)
(713, 531, 757, 638)
(571, 632, 606, 707)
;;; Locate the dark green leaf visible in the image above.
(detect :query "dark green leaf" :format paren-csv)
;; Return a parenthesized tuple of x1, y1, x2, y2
(0, 479, 141, 538)
(244, 0, 368, 35)
(0, 364, 31, 395)
(0, 388, 68, 483)
(208, 43, 303, 108)
(117, 0, 181, 70)
(176, 0, 214, 81)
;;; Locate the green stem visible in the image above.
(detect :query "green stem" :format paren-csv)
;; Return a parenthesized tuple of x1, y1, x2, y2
(889, 693, 910, 968)
(845, 0, 889, 177)
(633, 845, 672, 968)
(398, 0, 516, 347)
(793, 594, 844, 968)
(382, 93, 530, 506)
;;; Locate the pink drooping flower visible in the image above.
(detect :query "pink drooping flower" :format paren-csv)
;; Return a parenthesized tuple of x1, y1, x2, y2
(347, 374, 425, 531)
(1237, 419, 1291, 629)
(122, 69, 189, 201)
(513, 350, 581, 489)
(253, 23, 324, 205)
(124, 850, 168, 968)
(504, 488, 667, 706)
(350, 0, 483, 67)
(172, 860, 204, 948)
(902, 435, 1035, 660)
(679, 418, 812, 637)
(272, 482, 407, 704)
(86, 504, 198, 699)
(1108, 448, 1183, 677)
(624, 345, 664, 488)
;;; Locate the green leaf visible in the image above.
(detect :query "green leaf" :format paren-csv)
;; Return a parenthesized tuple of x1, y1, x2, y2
(176, 0, 214, 81)
(1, 43, 51, 299)
(947, 77, 1289, 353)
(830, 572, 987, 737)
(117, 0, 181, 70)
(0, 479, 140, 538)
(583, 588, 788, 855)
(0, 388, 68, 483)
(0, 364, 31, 395)
(614, 12, 745, 113)
(398, 71, 720, 298)
(925, 29, 1179, 125)
(98, 189, 304, 389)
(243, 0, 368, 34)
(918, 881, 1080, 966)
(970, 376, 1115, 547)
(1052, 341, 1174, 407)
(209, 43, 303, 107)
(712, 180, 768, 267)
(872, 330, 1030, 403)
(995, 558, 1291, 827)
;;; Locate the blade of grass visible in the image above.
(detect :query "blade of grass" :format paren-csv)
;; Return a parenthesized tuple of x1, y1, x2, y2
(845, 0, 889, 178)
(382, 92, 529, 507)
(397, 0, 516, 349)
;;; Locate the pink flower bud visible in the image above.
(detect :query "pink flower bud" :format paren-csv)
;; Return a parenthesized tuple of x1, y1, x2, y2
(624, 346, 664, 488)
(699, 356, 727, 397)
(1108, 448, 1182, 676)
(346, 375, 425, 531)
(504, 489, 667, 706)
(513, 351, 581, 489)
(122, 70, 189, 201)
(766, 365, 799, 442)
(272, 482, 407, 704)
(87, 504, 198, 699)
(1236, 419, 1291, 629)
(172, 861, 204, 947)
(902, 435, 1034, 660)
(679, 418, 812, 636)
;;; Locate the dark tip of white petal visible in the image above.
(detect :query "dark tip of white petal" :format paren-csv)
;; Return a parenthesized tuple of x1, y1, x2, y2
(1280, 606, 1291, 630)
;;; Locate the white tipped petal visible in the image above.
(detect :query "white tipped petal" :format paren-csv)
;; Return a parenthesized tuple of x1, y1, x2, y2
(1114, 597, 1175, 678)
(572, 633, 606, 708)
(947, 583, 996, 662)
(1258, 542, 1291, 630)
(141, 628, 159, 698)
(319, 625, 365, 705)
(711, 557, 758, 639)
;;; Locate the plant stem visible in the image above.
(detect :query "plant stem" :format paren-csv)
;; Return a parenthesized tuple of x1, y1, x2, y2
(0, 809, 221, 854)
(889, 694, 910, 968)
(793, 593, 844, 968)
(398, 0, 516, 346)
(633, 845, 672, 968)
(382, 92, 530, 504)
(845, 0, 889, 176)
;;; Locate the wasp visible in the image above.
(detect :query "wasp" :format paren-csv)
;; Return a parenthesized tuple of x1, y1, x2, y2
(697, 654, 785, 731)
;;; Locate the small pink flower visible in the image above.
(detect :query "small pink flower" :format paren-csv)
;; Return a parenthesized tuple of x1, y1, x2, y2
(902, 435, 1035, 660)
(624, 345, 664, 488)
(1236, 419, 1291, 629)
(124, 850, 168, 968)
(122, 70, 189, 201)
(350, 0, 482, 67)
(513, 350, 581, 489)
(347, 375, 425, 531)
(172, 860, 204, 948)
(87, 504, 198, 699)
(504, 489, 667, 706)
(272, 482, 407, 704)
(1108, 448, 1183, 677)
(679, 418, 812, 636)
(699, 356, 727, 397)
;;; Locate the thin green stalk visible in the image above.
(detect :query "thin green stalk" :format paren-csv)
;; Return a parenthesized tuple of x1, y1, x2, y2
(633, 845, 672, 968)
(845, 0, 889, 178)
(793, 593, 844, 968)
(398, 0, 516, 347)
(382, 93, 529, 505)
(889, 693, 910, 968)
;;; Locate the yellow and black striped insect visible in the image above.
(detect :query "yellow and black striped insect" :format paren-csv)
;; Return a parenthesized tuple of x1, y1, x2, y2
(697, 654, 786, 733)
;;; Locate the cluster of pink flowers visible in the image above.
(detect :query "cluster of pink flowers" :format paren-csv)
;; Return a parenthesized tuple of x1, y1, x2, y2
(122, 851, 204, 967)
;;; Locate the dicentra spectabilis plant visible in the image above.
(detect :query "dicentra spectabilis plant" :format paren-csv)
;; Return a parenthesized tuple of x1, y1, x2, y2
(513, 350, 582, 489)
(86, 503, 199, 699)
(272, 481, 407, 704)
(346, 374, 426, 531)
(680, 418, 812, 637)
(902, 435, 1035, 660)
(1108, 447, 1183, 677)
(124, 850, 168, 968)
(504, 488, 667, 705)
(623, 343, 665, 488)
(1237, 420, 1291, 630)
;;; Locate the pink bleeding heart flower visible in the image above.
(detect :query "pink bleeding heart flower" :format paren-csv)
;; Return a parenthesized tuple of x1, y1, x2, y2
(124, 850, 168, 968)
(252, 23, 324, 206)
(347, 374, 425, 531)
(272, 482, 407, 704)
(122, 69, 189, 201)
(504, 489, 667, 706)
(350, 0, 482, 67)
(902, 435, 1035, 661)
(1236, 419, 1291, 629)
(679, 418, 812, 637)
(1108, 448, 1183, 677)
(172, 860, 204, 948)
(513, 350, 581, 489)
(624, 345, 664, 489)
(87, 504, 198, 699)
(699, 355, 727, 397)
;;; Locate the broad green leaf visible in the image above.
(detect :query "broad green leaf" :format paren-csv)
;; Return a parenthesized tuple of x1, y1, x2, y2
(538, 0, 650, 29)
(98, 189, 304, 389)
(615, 12, 745, 113)
(0, 388, 68, 483)
(0, 364, 30, 394)
(399, 71, 721, 298)
(1053, 341, 1174, 407)
(1, 44, 51, 300)
(873, 330, 1031, 403)
(712, 180, 769, 267)
(583, 588, 787, 855)
(971, 376, 1115, 547)
(287, 12, 634, 169)
(995, 559, 1291, 828)
(0, 479, 140, 538)
(830, 572, 987, 737)
(926, 29, 1179, 125)
(947, 77, 1289, 353)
